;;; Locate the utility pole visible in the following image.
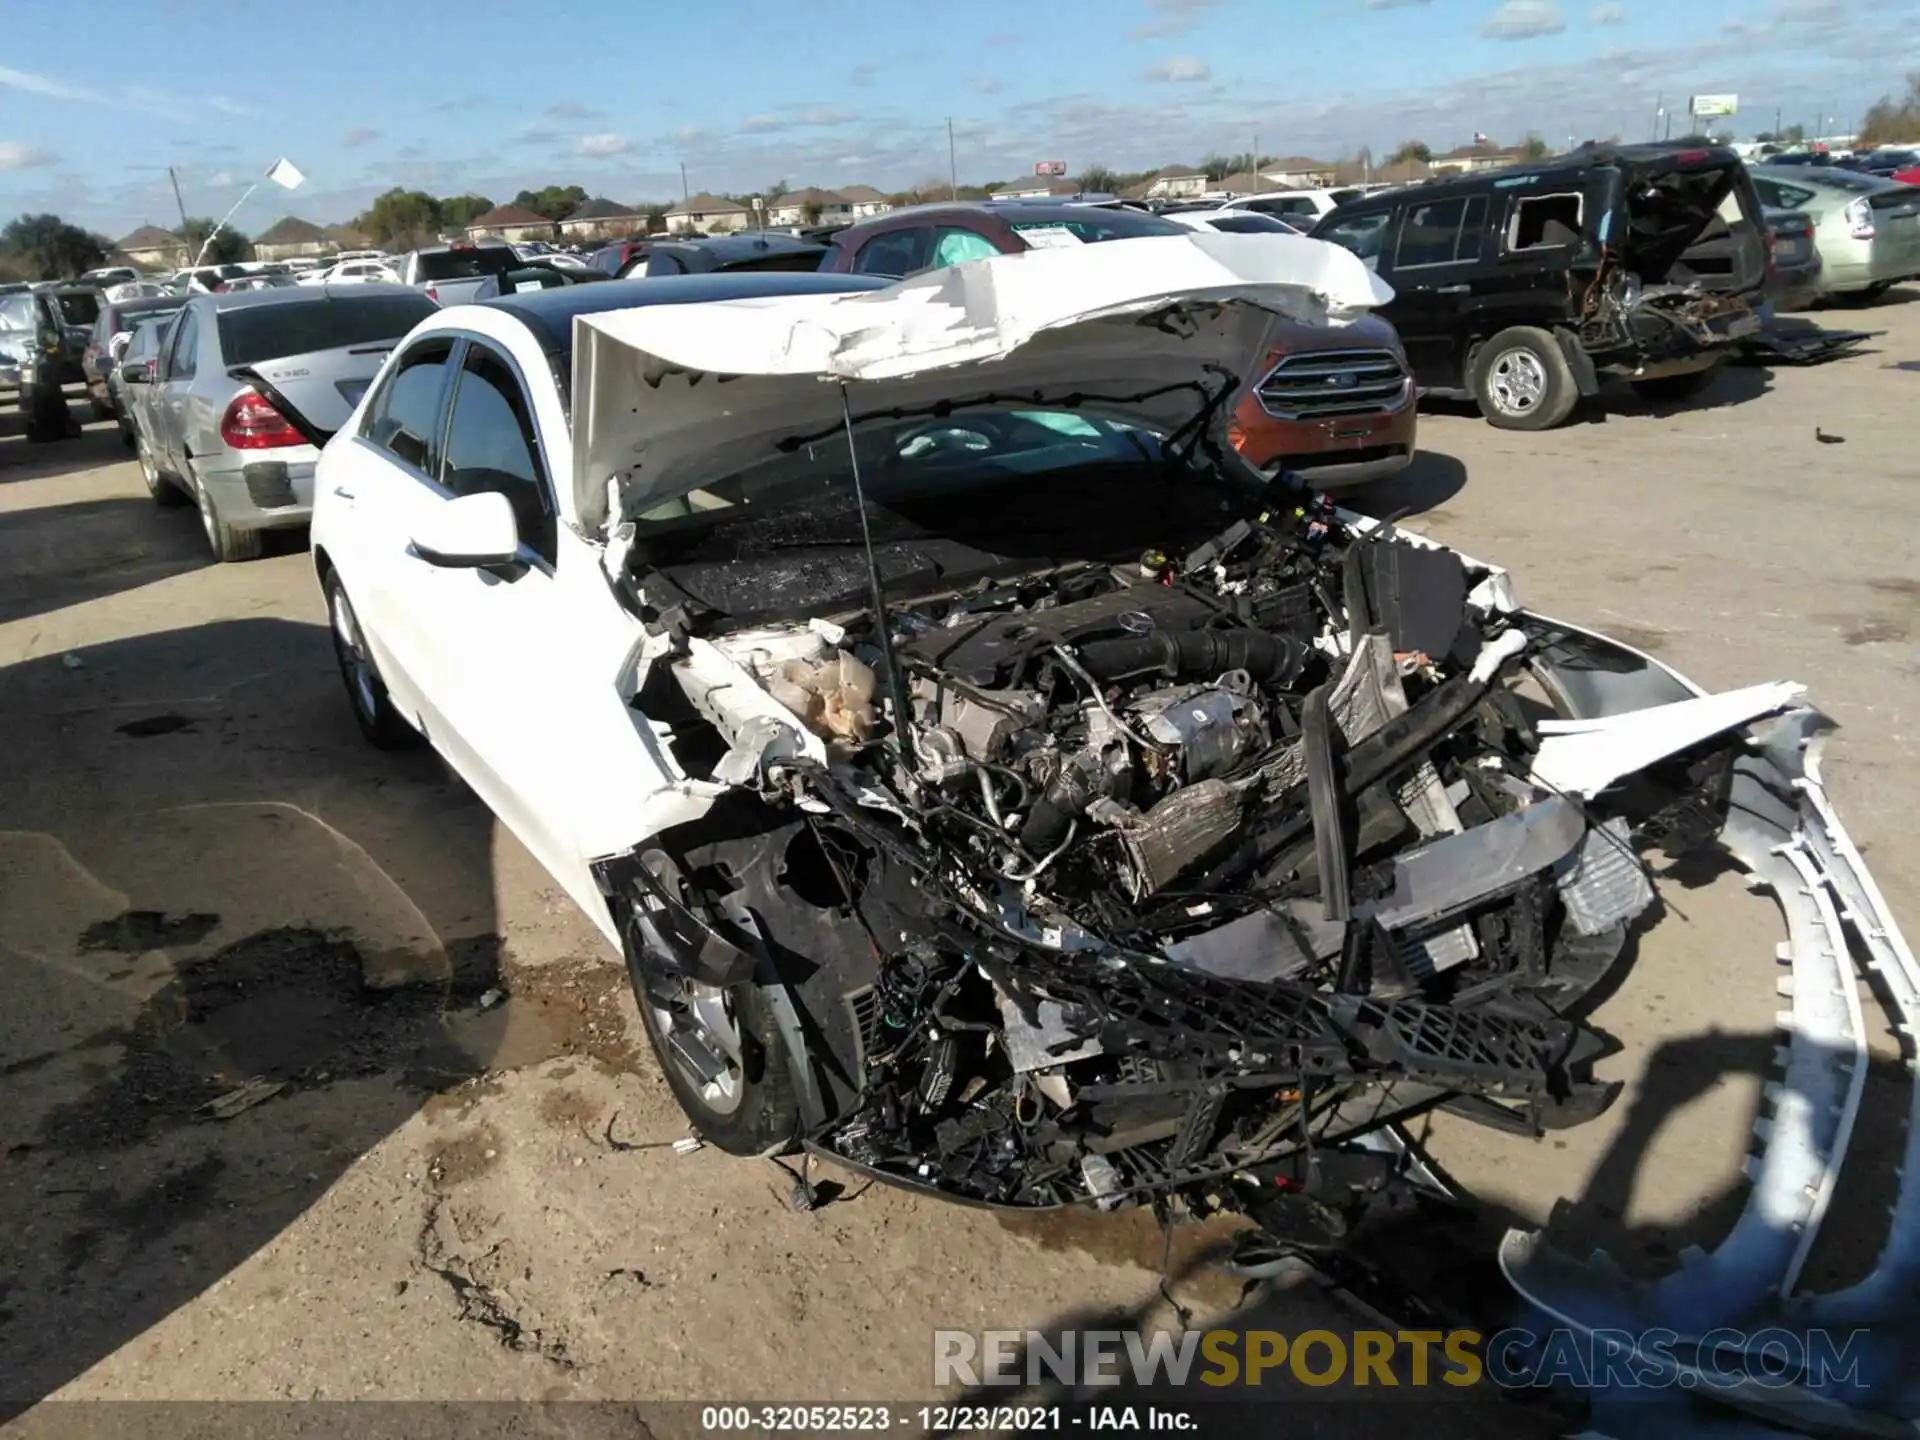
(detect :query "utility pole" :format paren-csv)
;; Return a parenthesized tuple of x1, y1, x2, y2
(167, 166, 189, 230)
(1652, 92, 1662, 142)
(947, 117, 958, 200)
(679, 161, 690, 203)
(1774, 105, 1782, 137)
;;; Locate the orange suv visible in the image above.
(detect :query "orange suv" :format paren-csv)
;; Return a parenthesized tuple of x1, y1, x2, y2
(819, 202, 1418, 491)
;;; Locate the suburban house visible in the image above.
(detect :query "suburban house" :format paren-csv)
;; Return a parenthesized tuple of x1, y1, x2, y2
(1134, 166, 1210, 200)
(115, 225, 190, 270)
(664, 193, 750, 235)
(464, 203, 557, 243)
(324, 223, 375, 251)
(252, 215, 330, 262)
(1332, 157, 1434, 187)
(1213, 170, 1272, 195)
(988, 176, 1082, 200)
(1260, 156, 1337, 188)
(836, 184, 893, 219)
(558, 198, 644, 242)
(1432, 141, 1530, 174)
(765, 187, 851, 228)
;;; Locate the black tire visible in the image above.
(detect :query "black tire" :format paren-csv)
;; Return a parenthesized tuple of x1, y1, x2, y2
(1470, 326, 1579, 431)
(136, 434, 188, 506)
(622, 864, 800, 1156)
(323, 570, 419, 749)
(191, 470, 263, 562)
(91, 397, 115, 421)
(24, 389, 76, 443)
(1630, 364, 1719, 403)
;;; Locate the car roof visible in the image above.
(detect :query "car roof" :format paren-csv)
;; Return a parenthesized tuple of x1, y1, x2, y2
(206, 282, 424, 311)
(649, 231, 825, 260)
(480, 271, 887, 355)
(1327, 141, 1747, 212)
(1751, 164, 1905, 191)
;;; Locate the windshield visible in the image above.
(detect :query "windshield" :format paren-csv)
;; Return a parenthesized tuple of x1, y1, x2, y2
(216, 293, 437, 365)
(0, 294, 38, 332)
(1009, 210, 1184, 244)
(416, 247, 518, 281)
(633, 408, 1162, 536)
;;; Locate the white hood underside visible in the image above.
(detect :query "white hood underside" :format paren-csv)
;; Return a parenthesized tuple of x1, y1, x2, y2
(570, 232, 1393, 534)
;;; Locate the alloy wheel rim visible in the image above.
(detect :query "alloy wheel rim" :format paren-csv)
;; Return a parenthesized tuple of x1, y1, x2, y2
(329, 589, 379, 720)
(645, 973, 747, 1115)
(1489, 348, 1547, 416)
(138, 438, 159, 491)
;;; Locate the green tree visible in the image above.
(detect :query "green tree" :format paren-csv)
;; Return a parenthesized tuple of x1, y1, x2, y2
(0, 213, 110, 279)
(1199, 152, 1234, 180)
(1858, 71, 1920, 146)
(513, 184, 588, 221)
(180, 216, 251, 265)
(438, 194, 494, 230)
(1388, 139, 1433, 164)
(356, 188, 443, 245)
(1076, 163, 1118, 194)
(1521, 132, 1552, 159)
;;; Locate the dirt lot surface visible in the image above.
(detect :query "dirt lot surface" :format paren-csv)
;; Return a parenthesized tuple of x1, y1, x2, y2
(2, 297, 1917, 1425)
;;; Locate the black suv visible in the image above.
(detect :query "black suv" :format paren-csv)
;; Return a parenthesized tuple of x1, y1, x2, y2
(1309, 142, 1767, 429)
(1, 286, 81, 443)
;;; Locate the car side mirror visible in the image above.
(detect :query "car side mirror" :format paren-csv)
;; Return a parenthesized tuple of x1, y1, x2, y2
(409, 490, 522, 569)
(121, 360, 152, 384)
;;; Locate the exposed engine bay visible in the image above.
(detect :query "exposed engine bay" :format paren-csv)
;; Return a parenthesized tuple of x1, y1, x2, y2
(600, 493, 1752, 1237)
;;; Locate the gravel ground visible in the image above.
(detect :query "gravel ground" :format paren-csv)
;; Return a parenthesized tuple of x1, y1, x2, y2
(1, 296, 1915, 1425)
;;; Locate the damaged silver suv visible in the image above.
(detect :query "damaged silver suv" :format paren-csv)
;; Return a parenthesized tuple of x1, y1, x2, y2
(312, 241, 1914, 1416)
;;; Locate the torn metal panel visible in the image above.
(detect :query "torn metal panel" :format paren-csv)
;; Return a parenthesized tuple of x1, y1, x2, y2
(1529, 681, 1807, 798)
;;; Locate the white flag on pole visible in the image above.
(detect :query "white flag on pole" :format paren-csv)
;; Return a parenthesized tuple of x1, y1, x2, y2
(266, 157, 306, 190)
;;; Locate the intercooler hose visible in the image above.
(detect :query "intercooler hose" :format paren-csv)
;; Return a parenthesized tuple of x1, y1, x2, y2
(1019, 750, 1111, 854)
(1074, 629, 1305, 687)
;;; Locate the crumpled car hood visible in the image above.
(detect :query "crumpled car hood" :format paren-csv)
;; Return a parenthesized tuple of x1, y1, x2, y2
(569, 232, 1393, 535)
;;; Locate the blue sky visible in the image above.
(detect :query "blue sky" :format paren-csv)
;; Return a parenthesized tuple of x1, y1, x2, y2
(4, 0, 1917, 238)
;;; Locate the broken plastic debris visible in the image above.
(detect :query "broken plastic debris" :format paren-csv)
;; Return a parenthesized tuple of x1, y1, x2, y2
(61, 653, 84, 670)
(477, 987, 504, 1010)
(673, 1136, 704, 1156)
(198, 1076, 286, 1120)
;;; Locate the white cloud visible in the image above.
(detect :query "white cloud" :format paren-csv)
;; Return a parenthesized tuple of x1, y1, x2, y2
(1131, 0, 1217, 38)
(1588, 1, 1624, 21)
(970, 74, 1004, 94)
(1481, 0, 1566, 37)
(742, 114, 785, 132)
(1367, 0, 1430, 8)
(546, 101, 601, 119)
(341, 127, 381, 148)
(1142, 55, 1213, 82)
(0, 140, 58, 171)
(207, 170, 237, 186)
(0, 63, 245, 117)
(573, 133, 631, 157)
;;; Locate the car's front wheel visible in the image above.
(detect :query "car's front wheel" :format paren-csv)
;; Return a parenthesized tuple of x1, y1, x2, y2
(622, 856, 800, 1155)
(1470, 326, 1579, 431)
(323, 570, 418, 749)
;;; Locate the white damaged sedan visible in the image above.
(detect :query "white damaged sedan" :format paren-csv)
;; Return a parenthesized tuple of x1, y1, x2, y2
(311, 235, 1918, 1424)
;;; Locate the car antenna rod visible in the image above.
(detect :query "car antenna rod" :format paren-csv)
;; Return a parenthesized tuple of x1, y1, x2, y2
(837, 382, 917, 763)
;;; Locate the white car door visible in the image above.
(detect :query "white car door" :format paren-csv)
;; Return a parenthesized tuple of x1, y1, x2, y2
(324, 335, 461, 724)
(399, 337, 616, 917)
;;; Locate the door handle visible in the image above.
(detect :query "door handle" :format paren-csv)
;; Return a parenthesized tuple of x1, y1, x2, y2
(1436, 284, 1470, 294)
(331, 485, 356, 500)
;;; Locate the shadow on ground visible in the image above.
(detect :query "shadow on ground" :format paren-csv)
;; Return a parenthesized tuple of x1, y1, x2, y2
(0, 408, 129, 487)
(0, 496, 209, 626)
(0, 616, 522, 1415)
(1341, 449, 1468, 519)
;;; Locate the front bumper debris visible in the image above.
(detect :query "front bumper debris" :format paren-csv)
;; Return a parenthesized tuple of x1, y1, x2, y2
(1497, 631, 1920, 1436)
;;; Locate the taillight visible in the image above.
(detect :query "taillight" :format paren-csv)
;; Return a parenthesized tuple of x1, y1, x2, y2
(220, 387, 305, 449)
(1846, 196, 1876, 240)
